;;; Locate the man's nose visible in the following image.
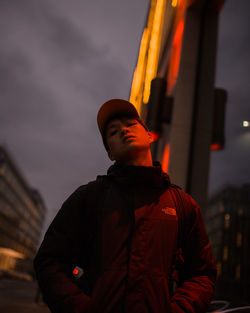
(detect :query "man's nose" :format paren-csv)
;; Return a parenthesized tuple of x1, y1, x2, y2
(121, 126, 129, 135)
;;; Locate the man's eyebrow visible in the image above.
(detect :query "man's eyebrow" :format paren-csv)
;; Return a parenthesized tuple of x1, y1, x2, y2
(106, 122, 119, 131)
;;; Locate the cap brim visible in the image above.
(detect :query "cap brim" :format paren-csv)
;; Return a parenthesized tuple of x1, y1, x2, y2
(97, 99, 140, 137)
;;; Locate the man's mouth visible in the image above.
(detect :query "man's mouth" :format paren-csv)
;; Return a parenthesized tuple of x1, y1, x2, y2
(123, 135, 135, 142)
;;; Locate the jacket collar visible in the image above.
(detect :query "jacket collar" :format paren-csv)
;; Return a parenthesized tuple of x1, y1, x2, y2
(107, 161, 170, 189)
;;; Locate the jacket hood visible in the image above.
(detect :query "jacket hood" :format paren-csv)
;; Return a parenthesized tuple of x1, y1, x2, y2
(106, 161, 170, 189)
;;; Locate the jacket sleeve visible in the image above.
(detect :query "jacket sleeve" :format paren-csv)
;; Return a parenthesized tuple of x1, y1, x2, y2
(170, 192, 217, 313)
(33, 186, 91, 313)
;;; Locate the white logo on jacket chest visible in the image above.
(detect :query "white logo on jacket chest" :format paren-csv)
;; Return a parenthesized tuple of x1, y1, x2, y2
(161, 207, 176, 216)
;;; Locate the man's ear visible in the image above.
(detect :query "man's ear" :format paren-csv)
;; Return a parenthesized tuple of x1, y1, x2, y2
(107, 150, 115, 161)
(148, 131, 154, 144)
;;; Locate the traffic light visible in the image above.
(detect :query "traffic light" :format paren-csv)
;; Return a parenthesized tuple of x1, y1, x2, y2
(211, 88, 227, 150)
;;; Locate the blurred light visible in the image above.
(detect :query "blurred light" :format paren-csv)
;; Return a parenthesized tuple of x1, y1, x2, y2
(225, 213, 230, 221)
(167, 19, 184, 93)
(162, 144, 170, 173)
(236, 232, 242, 247)
(167, 0, 187, 94)
(235, 264, 241, 279)
(0, 166, 4, 176)
(130, 28, 149, 113)
(173, 19, 184, 46)
(223, 246, 228, 261)
(73, 268, 79, 275)
(171, 0, 178, 7)
(143, 0, 166, 104)
(0, 247, 24, 259)
(243, 120, 249, 127)
(210, 143, 222, 151)
(151, 131, 160, 142)
(0, 247, 24, 271)
(216, 263, 222, 278)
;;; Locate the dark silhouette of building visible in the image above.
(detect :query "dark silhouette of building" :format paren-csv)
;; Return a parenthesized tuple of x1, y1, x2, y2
(205, 184, 250, 305)
(0, 146, 46, 278)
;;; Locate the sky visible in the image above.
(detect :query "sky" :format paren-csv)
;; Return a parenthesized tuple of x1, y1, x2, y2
(209, 0, 250, 195)
(0, 0, 249, 228)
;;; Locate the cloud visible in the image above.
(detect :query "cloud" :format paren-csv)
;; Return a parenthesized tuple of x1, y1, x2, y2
(2, 0, 248, 225)
(0, 0, 131, 226)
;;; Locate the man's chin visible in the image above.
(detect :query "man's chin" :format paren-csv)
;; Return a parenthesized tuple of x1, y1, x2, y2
(118, 146, 145, 161)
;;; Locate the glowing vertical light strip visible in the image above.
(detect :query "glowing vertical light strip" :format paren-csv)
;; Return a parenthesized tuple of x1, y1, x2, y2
(129, 0, 157, 115)
(143, 0, 166, 104)
(167, 18, 184, 93)
(162, 143, 170, 173)
(129, 28, 149, 113)
(171, 0, 178, 7)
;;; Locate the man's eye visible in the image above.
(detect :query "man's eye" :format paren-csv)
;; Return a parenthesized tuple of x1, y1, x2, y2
(109, 130, 117, 136)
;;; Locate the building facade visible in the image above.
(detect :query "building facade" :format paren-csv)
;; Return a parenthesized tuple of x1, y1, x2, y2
(0, 146, 46, 277)
(205, 184, 250, 304)
(129, 0, 226, 209)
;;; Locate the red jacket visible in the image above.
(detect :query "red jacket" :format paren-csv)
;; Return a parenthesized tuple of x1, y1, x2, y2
(34, 162, 216, 313)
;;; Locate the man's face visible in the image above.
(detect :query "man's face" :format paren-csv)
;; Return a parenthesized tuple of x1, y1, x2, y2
(105, 116, 153, 162)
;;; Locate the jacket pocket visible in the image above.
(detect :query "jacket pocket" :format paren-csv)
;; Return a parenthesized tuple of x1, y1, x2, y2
(87, 267, 127, 313)
(143, 270, 172, 313)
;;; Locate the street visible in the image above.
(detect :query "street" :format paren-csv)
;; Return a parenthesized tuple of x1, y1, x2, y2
(0, 278, 50, 313)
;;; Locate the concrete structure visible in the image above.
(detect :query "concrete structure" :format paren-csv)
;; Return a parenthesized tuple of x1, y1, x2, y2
(129, 0, 226, 209)
(167, 0, 224, 209)
(0, 146, 46, 277)
(205, 184, 250, 304)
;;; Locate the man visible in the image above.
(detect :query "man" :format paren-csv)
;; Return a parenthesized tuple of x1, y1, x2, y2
(34, 99, 217, 313)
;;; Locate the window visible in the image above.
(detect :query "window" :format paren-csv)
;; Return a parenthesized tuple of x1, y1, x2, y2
(212, 246, 218, 260)
(216, 262, 222, 277)
(224, 213, 230, 229)
(237, 208, 244, 216)
(220, 203, 225, 213)
(235, 264, 241, 279)
(223, 246, 228, 261)
(236, 232, 242, 247)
